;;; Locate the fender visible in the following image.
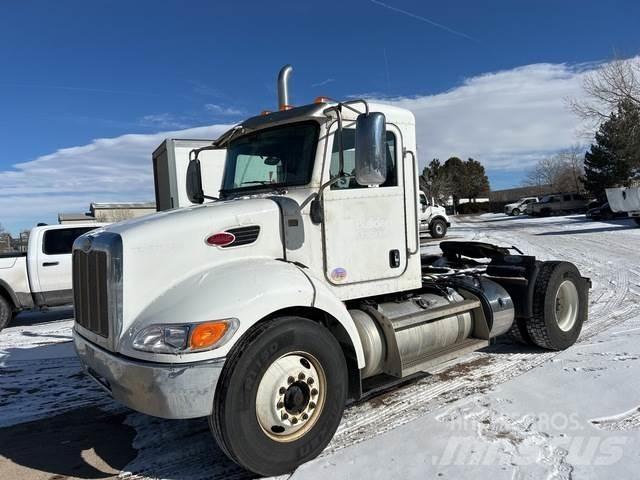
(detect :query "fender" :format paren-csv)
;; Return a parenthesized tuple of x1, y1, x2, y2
(430, 215, 450, 226)
(297, 268, 366, 368)
(0, 279, 18, 308)
(119, 257, 365, 368)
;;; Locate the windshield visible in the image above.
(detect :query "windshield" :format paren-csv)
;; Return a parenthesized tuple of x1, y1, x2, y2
(221, 121, 319, 195)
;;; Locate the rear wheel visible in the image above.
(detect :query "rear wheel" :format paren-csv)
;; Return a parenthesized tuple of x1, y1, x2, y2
(0, 296, 12, 332)
(209, 316, 348, 476)
(430, 218, 447, 238)
(526, 261, 587, 350)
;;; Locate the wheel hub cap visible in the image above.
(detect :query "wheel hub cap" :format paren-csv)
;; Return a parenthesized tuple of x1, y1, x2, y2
(555, 280, 579, 332)
(255, 352, 326, 442)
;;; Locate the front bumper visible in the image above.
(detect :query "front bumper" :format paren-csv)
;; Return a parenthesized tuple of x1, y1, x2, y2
(73, 330, 225, 419)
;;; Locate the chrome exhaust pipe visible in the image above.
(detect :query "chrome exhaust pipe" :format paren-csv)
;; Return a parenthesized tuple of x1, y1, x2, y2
(277, 64, 293, 111)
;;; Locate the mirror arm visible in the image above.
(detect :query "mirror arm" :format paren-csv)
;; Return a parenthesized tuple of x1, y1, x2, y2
(299, 174, 354, 212)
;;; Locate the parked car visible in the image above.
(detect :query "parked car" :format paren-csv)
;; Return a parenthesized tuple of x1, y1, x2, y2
(419, 191, 450, 238)
(528, 193, 589, 217)
(0, 223, 103, 332)
(585, 202, 628, 221)
(504, 196, 538, 216)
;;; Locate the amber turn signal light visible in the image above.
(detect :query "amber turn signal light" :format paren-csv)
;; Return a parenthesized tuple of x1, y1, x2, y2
(190, 321, 229, 349)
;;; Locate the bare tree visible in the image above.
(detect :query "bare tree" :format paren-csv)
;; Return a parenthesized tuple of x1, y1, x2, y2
(570, 56, 640, 124)
(523, 149, 585, 193)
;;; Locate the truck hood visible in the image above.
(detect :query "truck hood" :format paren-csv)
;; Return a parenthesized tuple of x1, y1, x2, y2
(100, 198, 284, 329)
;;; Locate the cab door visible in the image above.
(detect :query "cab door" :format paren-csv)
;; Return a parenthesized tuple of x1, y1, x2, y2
(35, 226, 96, 305)
(322, 123, 407, 286)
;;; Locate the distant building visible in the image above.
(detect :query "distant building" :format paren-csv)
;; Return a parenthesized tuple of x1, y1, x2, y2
(58, 213, 97, 224)
(489, 185, 553, 203)
(90, 202, 156, 223)
(58, 202, 156, 225)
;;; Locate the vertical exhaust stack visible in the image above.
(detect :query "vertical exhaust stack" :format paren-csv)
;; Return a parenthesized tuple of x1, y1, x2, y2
(277, 64, 293, 111)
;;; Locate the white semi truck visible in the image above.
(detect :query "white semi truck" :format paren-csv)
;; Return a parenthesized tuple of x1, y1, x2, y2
(152, 138, 226, 211)
(418, 191, 449, 238)
(72, 66, 590, 476)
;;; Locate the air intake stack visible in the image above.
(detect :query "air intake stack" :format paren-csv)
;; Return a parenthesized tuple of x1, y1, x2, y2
(277, 64, 293, 111)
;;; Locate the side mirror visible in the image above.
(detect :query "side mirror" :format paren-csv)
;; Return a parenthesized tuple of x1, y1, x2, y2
(186, 159, 205, 204)
(355, 112, 387, 186)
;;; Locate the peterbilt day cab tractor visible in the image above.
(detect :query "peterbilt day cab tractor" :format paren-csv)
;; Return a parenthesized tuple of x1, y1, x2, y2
(72, 66, 590, 476)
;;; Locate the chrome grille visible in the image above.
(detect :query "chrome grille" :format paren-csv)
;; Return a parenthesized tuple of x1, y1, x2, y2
(73, 249, 110, 338)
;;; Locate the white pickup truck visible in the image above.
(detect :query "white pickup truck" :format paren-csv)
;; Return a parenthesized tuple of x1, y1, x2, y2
(418, 191, 450, 238)
(0, 223, 101, 331)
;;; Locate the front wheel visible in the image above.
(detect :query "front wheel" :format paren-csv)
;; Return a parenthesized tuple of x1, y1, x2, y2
(526, 261, 587, 350)
(512, 208, 520, 216)
(209, 317, 348, 476)
(430, 218, 447, 238)
(0, 296, 12, 332)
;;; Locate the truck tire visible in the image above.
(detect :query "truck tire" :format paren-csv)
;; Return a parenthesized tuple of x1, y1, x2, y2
(512, 208, 520, 216)
(506, 318, 534, 346)
(209, 316, 348, 476)
(430, 218, 447, 238)
(525, 261, 586, 350)
(0, 295, 12, 332)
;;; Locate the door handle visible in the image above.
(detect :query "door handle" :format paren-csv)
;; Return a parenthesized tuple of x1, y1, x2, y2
(42, 261, 59, 267)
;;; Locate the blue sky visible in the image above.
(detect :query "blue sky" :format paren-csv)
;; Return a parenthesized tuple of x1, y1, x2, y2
(1, 0, 640, 233)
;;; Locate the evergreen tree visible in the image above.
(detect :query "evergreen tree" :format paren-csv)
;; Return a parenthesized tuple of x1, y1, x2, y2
(464, 158, 491, 200)
(583, 100, 640, 199)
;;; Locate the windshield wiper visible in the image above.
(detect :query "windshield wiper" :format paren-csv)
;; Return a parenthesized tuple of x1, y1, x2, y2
(240, 181, 272, 186)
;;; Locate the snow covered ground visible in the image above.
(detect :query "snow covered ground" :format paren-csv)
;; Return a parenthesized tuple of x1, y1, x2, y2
(1, 213, 640, 479)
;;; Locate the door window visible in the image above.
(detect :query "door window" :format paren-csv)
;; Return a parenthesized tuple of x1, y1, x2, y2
(330, 129, 397, 189)
(43, 227, 96, 255)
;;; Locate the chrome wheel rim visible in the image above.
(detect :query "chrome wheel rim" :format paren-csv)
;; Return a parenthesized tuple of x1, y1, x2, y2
(255, 352, 326, 442)
(555, 280, 579, 332)
(435, 224, 444, 235)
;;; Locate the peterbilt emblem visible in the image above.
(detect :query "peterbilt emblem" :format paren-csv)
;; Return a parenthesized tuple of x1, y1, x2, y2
(76, 235, 93, 253)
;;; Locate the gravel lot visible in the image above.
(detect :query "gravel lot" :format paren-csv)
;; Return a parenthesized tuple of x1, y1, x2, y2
(1, 213, 639, 479)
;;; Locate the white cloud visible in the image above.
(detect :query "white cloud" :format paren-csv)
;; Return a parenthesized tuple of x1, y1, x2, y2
(0, 124, 231, 233)
(204, 103, 244, 116)
(372, 62, 597, 172)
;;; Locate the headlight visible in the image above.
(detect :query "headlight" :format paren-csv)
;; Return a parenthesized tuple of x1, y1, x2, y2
(132, 318, 239, 354)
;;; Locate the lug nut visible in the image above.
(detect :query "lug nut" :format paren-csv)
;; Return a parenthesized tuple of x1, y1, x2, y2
(281, 412, 289, 420)
(279, 387, 286, 395)
(311, 388, 318, 396)
(309, 402, 316, 409)
(287, 376, 295, 384)
(291, 417, 298, 424)
(298, 372, 306, 380)
(302, 413, 309, 420)
(307, 377, 314, 385)
(277, 401, 284, 409)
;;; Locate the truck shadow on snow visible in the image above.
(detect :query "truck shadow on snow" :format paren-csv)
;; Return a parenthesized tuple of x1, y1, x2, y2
(0, 340, 256, 480)
(11, 306, 74, 327)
